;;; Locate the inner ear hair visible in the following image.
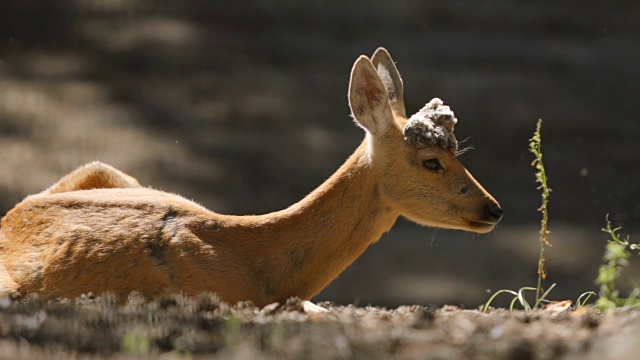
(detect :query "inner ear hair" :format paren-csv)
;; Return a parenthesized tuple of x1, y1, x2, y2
(371, 47, 406, 118)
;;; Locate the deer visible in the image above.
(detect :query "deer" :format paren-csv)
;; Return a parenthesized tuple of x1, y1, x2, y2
(0, 48, 502, 313)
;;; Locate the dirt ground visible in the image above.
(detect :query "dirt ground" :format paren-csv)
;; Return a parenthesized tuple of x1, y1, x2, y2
(0, 294, 638, 360)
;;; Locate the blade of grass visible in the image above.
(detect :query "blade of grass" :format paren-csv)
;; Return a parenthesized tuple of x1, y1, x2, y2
(517, 287, 536, 311)
(483, 289, 518, 313)
(533, 283, 557, 308)
(576, 291, 596, 308)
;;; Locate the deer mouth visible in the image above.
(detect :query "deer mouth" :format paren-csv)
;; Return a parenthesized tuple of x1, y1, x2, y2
(463, 202, 503, 233)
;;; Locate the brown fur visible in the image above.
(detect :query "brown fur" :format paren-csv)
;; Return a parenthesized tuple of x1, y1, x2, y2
(0, 48, 501, 306)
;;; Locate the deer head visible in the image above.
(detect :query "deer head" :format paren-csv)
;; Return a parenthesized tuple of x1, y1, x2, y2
(349, 48, 502, 233)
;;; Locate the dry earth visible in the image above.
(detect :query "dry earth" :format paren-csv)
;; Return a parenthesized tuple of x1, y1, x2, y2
(0, 294, 639, 360)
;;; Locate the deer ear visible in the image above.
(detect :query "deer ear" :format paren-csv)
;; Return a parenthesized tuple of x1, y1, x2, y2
(348, 56, 395, 136)
(371, 47, 406, 118)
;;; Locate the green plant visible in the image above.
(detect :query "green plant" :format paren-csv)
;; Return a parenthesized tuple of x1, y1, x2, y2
(483, 119, 554, 313)
(482, 284, 556, 313)
(595, 215, 640, 313)
(223, 314, 243, 345)
(484, 122, 640, 314)
(121, 330, 151, 354)
(575, 291, 597, 308)
(529, 119, 552, 305)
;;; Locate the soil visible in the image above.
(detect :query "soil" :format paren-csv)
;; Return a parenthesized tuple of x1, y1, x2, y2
(0, 294, 638, 359)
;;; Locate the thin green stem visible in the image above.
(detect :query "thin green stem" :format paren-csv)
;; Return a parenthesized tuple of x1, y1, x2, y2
(529, 119, 552, 306)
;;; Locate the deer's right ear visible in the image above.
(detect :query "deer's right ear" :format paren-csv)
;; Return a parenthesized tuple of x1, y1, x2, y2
(349, 56, 395, 136)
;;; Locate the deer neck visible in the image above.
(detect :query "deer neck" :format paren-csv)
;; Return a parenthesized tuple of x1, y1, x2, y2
(256, 140, 399, 302)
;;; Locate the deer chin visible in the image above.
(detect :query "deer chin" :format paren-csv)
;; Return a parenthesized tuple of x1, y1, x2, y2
(463, 219, 498, 234)
(414, 216, 497, 233)
(403, 214, 493, 234)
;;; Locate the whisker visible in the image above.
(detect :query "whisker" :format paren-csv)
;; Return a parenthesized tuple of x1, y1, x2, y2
(458, 136, 471, 145)
(429, 228, 439, 248)
(455, 145, 475, 157)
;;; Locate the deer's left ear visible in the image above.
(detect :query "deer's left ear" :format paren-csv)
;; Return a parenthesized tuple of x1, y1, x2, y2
(372, 47, 406, 118)
(348, 56, 396, 136)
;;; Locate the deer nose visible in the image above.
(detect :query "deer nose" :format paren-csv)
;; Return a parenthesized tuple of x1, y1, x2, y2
(484, 203, 503, 222)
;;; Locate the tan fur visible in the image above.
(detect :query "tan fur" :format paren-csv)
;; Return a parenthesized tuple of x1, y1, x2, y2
(0, 48, 501, 305)
(38, 162, 142, 196)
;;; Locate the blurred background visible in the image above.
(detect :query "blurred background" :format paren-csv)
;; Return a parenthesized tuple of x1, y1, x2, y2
(1, 1, 639, 308)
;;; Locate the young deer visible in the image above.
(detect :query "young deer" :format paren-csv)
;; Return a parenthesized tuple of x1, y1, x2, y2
(0, 48, 502, 312)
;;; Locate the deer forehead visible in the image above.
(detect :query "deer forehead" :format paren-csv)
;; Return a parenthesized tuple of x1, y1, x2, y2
(403, 98, 458, 154)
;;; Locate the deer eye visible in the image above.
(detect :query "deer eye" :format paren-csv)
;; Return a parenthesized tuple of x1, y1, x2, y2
(422, 159, 443, 172)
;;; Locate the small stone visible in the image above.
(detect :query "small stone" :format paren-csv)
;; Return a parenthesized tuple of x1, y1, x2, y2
(489, 326, 504, 340)
(0, 296, 11, 309)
